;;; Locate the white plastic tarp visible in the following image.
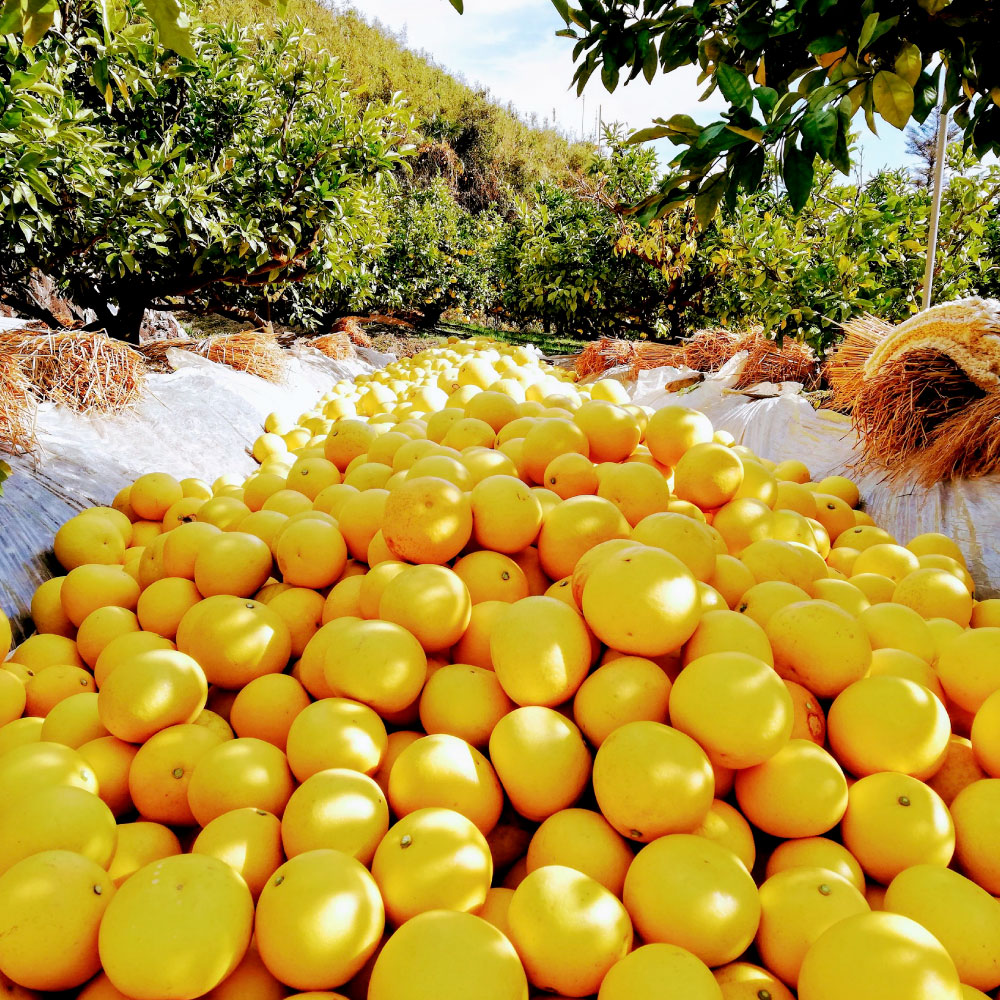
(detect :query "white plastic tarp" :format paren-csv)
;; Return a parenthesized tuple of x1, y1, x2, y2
(630, 355, 1000, 598)
(1, 345, 390, 642)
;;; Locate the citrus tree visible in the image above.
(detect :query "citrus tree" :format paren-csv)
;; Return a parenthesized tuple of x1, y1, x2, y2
(550, 0, 1000, 223)
(0, 3, 410, 340)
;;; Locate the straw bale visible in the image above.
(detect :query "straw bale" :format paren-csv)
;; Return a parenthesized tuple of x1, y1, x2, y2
(575, 338, 641, 377)
(864, 297, 1000, 390)
(733, 331, 819, 390)
(912, 392, 1000, 484)
(0, 331, 145, 413)
(853, 349, 983, 474)
(308, 332, 356, 361)
(0, 354, 38, 454)
(824, 315, 892, 412)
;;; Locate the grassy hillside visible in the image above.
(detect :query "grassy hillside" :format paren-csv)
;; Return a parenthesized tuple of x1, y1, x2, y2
(200, 0, 591, 210)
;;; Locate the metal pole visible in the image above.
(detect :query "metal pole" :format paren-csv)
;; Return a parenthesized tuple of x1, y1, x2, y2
(922, 105, 949, 310)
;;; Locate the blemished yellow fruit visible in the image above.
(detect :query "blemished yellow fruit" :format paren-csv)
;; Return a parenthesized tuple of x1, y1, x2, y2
(489, 707, 592, 822)
(796, 911, 962, 1000)
(192, 807, 284, 900)
(764, 837, 866, 893)
(129, 472, 183, 521)
(851, 543, 920, 583)
(525, 808, 633, 897)
(60, 563, 140, 627)
(135, 576, 201, 640)
(418, 664, 514, 747)
(893, 567, 974, 625)
(23, 663, 93, 717)
(951, 779, 1000, 894)
(284, 697, 387, 781)
(99, 853, 253, 1000)
(97, 649, 207, 743)
(196, 495, 251, 531)
(388, 733, 503, 835)
(766, 600, 871, 698)
(161, 520, 222, 579)
(936, 628, 1000, 713)
(470, 475, 544, 553)
(508, 865, 632, 996)
(542, 451, 598, 499)
(741, 538, 827, 591)
(54, 513, 127, 569)
(645, 406, 713, 467)
(756, 867, 869, 988)
(242, 472, 288, 512)
(281, 768, 389, 865)
(382, 476, 473, 563)
(572, 655, 672, 748)
(592, 721, 713, 842)
(673, 442, 744, 510)
(453, 550, 529, 604)
(926, 735, 986, 806)
(858, 601, 935, 662)
(378, 564, 472, 652)
(76, 606, 140, 669)
(176, 595, 291, 690)
(229, 673, 310, 752)
(77, 736, 139, 818)
(265, 586, 324, 658)
(827, 675, 950, 779)
(840, 771, 954, 885)
(372, 807, 493, 925)
(581, 544, 700, 657)
(367, 909, 528, 1000)
(323, 419, 377, 471)
(623, 834, 760, 967)
(669, 652, 794, 769)
(107, 821, 182, 886)
(774, 481, 818, 518)
(8, 630, 83, 670)
(491, 596, 591, 707)
(883, 864, 1000, 991)
(29, 575, 75, 636)
(186, 737, 295, 827)
(0, 849, 115, 991)
(254, 850, 383, 991)
(734, 739, 848, 839)
(713, 962, 794, 1000)
(323, 618, 427, 714)
(0, 783, 116, 876)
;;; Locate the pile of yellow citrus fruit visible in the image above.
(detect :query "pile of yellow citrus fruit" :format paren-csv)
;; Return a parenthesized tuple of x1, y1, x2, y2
(2, 335, 1000, 1000)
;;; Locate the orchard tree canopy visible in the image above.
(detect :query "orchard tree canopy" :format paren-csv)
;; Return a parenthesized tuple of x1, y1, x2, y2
(549, 0, 1000, 223)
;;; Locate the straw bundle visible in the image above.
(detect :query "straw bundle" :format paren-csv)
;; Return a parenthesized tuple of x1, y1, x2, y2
(309, 332, 355, 361)
(824, 315, 892, 412)
(0, 331, 145, 412)
(332, 317, 374, 349)
(683, 328, 743, 373)
(0, 354, 38, 453)
(912, 392, 1000, 483)
(138, 329, 286, 382)
(853, 349, 985, 473)
(734, 333, 819, 390)
(575, 338, 642, 377)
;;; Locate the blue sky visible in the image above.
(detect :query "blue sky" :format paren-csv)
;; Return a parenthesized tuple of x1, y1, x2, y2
(349, 0, 911, 176)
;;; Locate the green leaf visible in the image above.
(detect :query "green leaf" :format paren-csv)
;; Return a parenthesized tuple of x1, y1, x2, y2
(143, 0, 197, 59)
(872, 70, 914, 129)
(717, 63, 752, 109)
(601, 55, 620, 92)
(447, 0, 464, 11)
(9, 57, 47, 91)
(801, 108, 838, 157)
(894, 42, 922, 87)
(808, 34, 847, 55)
(643, 40, 658, 83)
(917, 0, 951, 11)
(551, 0, 571, 21)
(783, 145, 814, 211)
(695, 172, 729, 228)
(18, 0, 58, 46)
(754, 86, 778, 117)
(858, 12, 880, 52)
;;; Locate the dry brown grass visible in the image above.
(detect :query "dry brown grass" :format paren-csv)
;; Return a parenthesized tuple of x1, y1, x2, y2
(575, 338, 642, 377)
(368, 333, 443, 358)
(912, 391, 1000, 483)
(139, 329, 285, 382)
(852, 349, 984, 476)
(0, 354, 38, 453)
(308, 332, 356, 361)
(824, 315, 892, 412)
(735, 332, 819, 390)
(0, 331, 145, 413)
